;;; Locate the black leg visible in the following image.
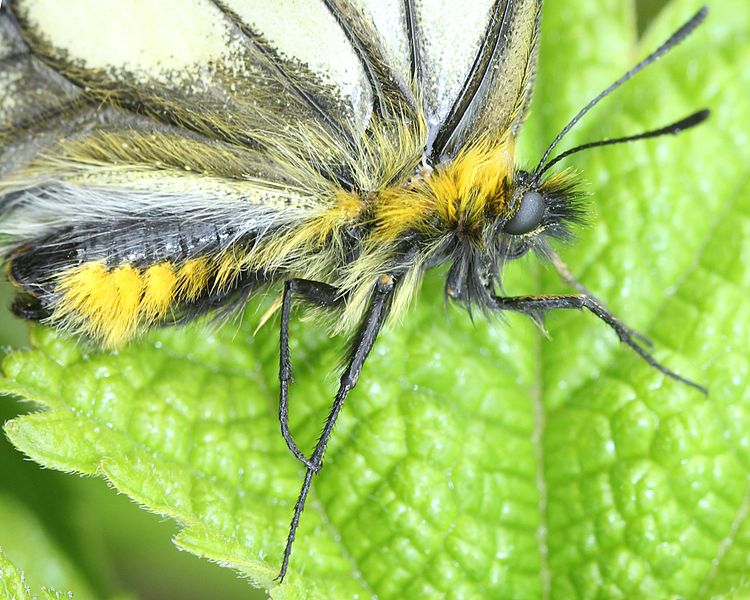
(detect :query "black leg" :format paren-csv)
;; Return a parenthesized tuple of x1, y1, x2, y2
(489, 292, 707, 394)
(276, 274, 396, 582)
(546, 248, 652, 348)
(279, 279, 342, 469)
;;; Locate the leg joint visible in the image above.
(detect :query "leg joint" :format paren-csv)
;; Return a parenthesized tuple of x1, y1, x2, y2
(376, 273, 395, 294)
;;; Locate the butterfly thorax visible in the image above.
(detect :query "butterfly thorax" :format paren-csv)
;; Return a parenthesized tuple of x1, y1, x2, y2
(369, 137, 516, 245)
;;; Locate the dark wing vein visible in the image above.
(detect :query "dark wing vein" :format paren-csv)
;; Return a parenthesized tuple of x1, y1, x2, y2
(323, 0, 417, 120)
(403, 0, 422, 86)
(209, 0, 356, 150)
(429, 0, 511, 161)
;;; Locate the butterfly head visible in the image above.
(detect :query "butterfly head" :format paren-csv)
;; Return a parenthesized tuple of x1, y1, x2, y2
(442, 161, 586, 305)
(495, 169, 587, 260)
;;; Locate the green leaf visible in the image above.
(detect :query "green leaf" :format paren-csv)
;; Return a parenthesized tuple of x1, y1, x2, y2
(0, 494, 93, 599)
(2, 1, 750, 598)
(0, 549, 64, 600)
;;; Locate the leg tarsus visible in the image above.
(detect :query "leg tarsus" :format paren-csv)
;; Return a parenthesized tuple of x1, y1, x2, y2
(490, 292, 707, 395)
(274, 469, 315, 583)
(547, 249, 653, 348)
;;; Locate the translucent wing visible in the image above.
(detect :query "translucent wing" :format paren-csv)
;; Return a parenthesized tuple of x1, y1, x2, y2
(7, 1, 357, 148)
(349, 0, 542, 160)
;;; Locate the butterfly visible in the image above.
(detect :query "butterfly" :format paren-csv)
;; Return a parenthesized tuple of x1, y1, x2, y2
(0, 0, 708, 582)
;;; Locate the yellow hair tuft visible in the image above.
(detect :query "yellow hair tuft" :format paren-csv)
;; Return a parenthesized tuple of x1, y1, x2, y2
(176, 258, 211, 300)
(142, 263, 178, 322)
(57, 262, 145, 347)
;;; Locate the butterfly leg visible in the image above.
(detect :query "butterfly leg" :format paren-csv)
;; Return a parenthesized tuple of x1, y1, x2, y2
(546, 248, 653, 348)
(276, 274, 395, 583)
(488, 292, 707, 394)
(279, 279, 342, 469)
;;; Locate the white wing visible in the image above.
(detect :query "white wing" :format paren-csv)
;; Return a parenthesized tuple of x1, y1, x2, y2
(348, 0, 542, 159)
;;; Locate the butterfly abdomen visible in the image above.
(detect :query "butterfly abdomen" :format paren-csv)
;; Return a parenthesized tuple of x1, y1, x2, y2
(5, 218, 265, 347)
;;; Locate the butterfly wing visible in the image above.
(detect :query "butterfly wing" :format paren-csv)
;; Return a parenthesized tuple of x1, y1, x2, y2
(2, 0, 540, 201)
(8, 1, 375, 142)
(0, 0, 427, 242)
(343, 0, 542, 160)
(0, 9, 87, 177)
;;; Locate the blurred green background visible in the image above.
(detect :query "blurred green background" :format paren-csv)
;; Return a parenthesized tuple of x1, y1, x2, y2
(0, 1, 669, 598)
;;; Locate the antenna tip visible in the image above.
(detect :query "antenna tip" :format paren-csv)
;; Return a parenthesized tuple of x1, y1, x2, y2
(680, 109, 711, 132)
(692, 6, 709, 27)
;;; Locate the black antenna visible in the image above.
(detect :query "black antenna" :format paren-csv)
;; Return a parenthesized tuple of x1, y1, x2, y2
(537, 109, 710, 177)
(533, 6, 708, 181)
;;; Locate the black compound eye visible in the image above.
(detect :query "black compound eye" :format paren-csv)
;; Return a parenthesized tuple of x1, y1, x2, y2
(503, 190, 545, 235)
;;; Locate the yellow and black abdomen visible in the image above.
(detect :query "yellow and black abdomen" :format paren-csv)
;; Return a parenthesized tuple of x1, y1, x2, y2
(6, 217, 270, 348)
